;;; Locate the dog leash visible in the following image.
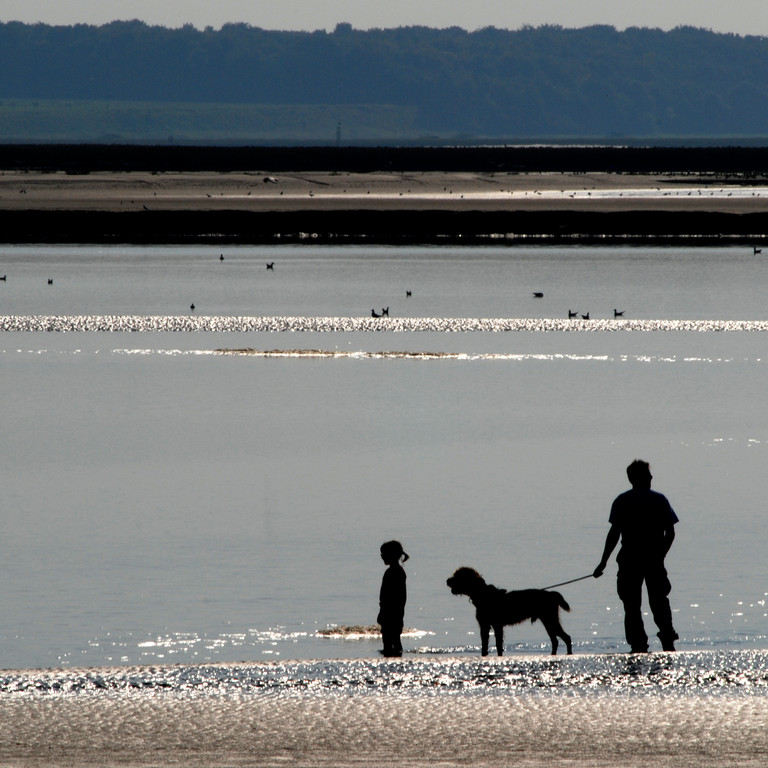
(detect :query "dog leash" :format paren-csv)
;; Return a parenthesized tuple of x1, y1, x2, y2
(540, 573, 594, 590)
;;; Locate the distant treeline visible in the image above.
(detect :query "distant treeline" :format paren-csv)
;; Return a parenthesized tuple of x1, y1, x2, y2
(2, 21, 768, 142)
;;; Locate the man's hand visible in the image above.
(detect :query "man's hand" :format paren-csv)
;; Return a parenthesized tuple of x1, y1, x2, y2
(595, 525, 620, 579)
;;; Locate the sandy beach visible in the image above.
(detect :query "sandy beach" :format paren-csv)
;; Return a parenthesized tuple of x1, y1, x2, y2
(3, 170, 768, 213)
(3, 653, 768, 768)
(3, 169, 768, 244)
(2, 681, 768, 767)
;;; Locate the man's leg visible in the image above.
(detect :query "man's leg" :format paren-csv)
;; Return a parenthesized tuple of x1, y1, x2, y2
(646, 564, 678, 651)
(617, 566, 648, 652)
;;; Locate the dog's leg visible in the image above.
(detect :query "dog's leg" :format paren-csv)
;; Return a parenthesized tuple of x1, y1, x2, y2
(543, 620, 573, 655)
(552, 618, 573, 655)
(480, 623, 490, 656)
(542, 620, 560, 655)
(544, 625, 559, 655)
(493, 624, 504, 656)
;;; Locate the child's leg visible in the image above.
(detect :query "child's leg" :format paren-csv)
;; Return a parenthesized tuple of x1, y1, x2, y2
(380, 622, 403, 657)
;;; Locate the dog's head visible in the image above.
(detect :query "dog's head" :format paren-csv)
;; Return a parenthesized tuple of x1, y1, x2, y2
(446, 567, 486, 597)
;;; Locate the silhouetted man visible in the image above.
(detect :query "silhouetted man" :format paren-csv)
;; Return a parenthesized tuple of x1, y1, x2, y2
(594, 460, 679, 652)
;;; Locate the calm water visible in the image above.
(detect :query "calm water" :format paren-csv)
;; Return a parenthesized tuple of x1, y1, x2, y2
(1, 244, 767, 674)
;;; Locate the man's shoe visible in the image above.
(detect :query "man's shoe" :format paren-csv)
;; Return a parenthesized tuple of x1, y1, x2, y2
(658, 632, 678, 651)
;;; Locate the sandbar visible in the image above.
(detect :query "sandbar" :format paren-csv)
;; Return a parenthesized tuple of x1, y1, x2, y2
(3, 170, 768, 213)
(3, 170, 768, 244)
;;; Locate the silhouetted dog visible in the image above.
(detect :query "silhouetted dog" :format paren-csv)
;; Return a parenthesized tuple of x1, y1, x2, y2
(447, 567, 573, 656)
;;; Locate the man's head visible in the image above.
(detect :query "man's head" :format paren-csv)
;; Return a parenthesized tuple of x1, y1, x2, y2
(627, 459, 652, 489)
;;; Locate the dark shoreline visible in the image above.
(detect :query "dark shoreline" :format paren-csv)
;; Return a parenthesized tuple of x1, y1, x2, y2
(4, 145, 768, 244)
(6, 143, 768, 174)
(3, 208, 768, 246)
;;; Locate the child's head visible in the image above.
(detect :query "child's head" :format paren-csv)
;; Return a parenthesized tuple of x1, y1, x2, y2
(380, 540, 409, 565)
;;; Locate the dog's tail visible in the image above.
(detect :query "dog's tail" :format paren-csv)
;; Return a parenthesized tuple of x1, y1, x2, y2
(554, 591, 571, 613)
(530, 590, 571, 625)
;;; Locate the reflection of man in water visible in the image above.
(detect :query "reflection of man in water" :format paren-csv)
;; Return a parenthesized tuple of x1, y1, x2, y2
(594, 460, 679, 652)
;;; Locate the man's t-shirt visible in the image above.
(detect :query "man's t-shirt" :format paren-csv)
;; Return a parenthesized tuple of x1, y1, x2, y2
(609, 488, 679, 560)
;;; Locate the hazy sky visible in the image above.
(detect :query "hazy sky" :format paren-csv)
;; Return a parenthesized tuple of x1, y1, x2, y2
(1, 0, 767, 36)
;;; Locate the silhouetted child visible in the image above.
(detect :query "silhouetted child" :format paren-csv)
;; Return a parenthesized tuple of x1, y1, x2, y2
(377, 540, 409, 657)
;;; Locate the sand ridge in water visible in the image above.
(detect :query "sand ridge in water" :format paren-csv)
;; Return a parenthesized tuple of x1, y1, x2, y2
(5, 171, 768, 214)
(5, 315, 768, 332)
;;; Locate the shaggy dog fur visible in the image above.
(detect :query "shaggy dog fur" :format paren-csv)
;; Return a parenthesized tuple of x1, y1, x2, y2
(447, 566, 573, 656)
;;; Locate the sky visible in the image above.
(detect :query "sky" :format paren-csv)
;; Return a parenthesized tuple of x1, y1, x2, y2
(1, 0, 767, 37)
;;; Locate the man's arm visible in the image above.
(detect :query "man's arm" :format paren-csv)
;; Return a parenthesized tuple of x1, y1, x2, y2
(661, 520, 676, 557)
(593, 524, 620, 578)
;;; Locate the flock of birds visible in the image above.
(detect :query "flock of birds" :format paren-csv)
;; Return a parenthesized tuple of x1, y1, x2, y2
(188, 254, 412, 317)
(533, 292, 624, 320)
(5, 245, 764, 320)
(196, 255, 623, 319)
(190, 255, 274, 311)
(0, 273, 51, 284)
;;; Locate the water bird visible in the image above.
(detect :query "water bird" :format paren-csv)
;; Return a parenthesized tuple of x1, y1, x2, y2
(406, 290, 412, 297)
(266, 262, 275, 270)
(371, 309, 382, 318)
(220, 254, 224, 261)
(190, 303, 195, 312)
(581, 312, 590, 320)
(0, 275, 6, 281)
(47, 278, 53, 285)
(533, 292, 544, 298)
(381, 307, 389, 317)
(614, 309, 625, 317)
(568, 310, 578, 318)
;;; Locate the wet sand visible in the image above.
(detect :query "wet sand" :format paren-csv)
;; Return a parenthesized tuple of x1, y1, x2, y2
(3, 169, 768, 244)
(3, 170, 768, 213)
(2, 686, 767, 767)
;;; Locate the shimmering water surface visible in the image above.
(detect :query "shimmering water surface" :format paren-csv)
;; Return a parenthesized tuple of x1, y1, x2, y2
(2, 651, 767, 698)
(2, 244, 768, 679)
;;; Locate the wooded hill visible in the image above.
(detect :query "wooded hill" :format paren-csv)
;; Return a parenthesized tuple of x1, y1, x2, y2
(2, 21, 768, 143)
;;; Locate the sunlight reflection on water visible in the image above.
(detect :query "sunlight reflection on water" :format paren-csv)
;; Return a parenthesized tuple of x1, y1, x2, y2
(2, 651, 767, 700)
(4, 246, 768, 676)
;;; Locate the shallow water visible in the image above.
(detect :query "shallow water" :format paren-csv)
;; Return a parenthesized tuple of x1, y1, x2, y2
(2, 650, 767, 699)
(2, 245, 768, 672)
(2, 242, 768, 321)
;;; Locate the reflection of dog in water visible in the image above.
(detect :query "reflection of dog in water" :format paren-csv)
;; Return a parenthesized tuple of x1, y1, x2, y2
(446, 567, 573, 656)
